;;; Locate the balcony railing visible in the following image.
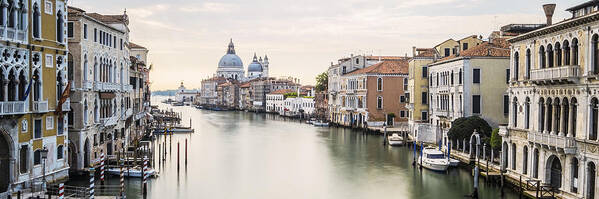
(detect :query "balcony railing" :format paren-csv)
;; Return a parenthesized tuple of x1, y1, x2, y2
(530, 65, 580, 84)
(122, 85, 133, 92)
(528, 131, 577, 154)
(83, 81, 93, 90)
(32, 101, 48, 113)
(102, 115, 118, 127)
(94, 82, 120, 92)
(0, 101, 26, 115)
(3, 28, 27, 43)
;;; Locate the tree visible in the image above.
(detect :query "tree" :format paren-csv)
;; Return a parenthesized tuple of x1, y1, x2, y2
(315, 72, 328, 92)
(447, 116, 492, 143)
(489, 128, 501, 150)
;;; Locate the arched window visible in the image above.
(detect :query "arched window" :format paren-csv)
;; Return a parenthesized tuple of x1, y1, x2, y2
(93, 58, 98, 81)
(547, 44, 554, 68)
(572, 97, 578, 137)
(591, 98, 598, 140)
(513, 52, 519, 81)
(7, 0, 14, 28)
(377, 96, 382, 109)
(17, 0, 24, 30)
(57, 145, 63, 160)
(525, 49, 531, 78)
(572, 38, 579, 65)
(94, 99, 99, 123)
(594, 35, 599, 74)
(512, 97, 518, 127)
(539, 46, 546, 68)
(511, 143, 516, 170)
(547, 98, 553, 133)
(7, 69, 16, 101)
(56, 10, 64, 43)
(459, 69, 463, 84)
(587, 162, 596, 199)
(32, 3, 40, 38)
(56, 72, 63, 102)
(83, 55, 88, 82)
(377, 77, 382, 91)
(18, 70, 26, 101)
(523, 146, 528, 174)
(525, 97, 530, 129)
(533, 148, 539, 178)
(84, 100, 88, 125)
(33, 70, 40, 101)
(555, 42, 562, 67)
(562, 98, 569, 134)
(539, 98, 545, 132)
(564, 40, 570, 65)
(67, 54, 73, 82)
(571, 157, 578, 193)
(554, 98, 560, 132)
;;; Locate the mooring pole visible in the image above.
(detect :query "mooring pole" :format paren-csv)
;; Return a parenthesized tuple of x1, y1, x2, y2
(158, 144, 161, 169)
(177, 141, 180, 172)
(472, 166, 479, 199)
(185, 138, 188, 166)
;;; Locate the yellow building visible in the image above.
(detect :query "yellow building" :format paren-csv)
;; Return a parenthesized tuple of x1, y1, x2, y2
(407, 48, 436, 140)
(0, 0, 70, 195)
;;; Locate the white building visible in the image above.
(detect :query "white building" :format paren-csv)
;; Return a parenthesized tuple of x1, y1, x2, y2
(175, 82, 199, 103)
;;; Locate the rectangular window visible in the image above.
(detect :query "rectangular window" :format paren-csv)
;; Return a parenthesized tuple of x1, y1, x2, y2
(113, 36, 117, 48)
(506, 69, 510, 83)
(34, 119, 42, 139)
(503, 95, 509, 115)
(421, 92, 427, 104)
(46, 116, 54, 130)
(19, 145, 27, 173)
(67, 22, 73, 38)
(400, 96, 406, 103)
(400, 111, 406, 118)
(377, 96, 383, 109)
(422, 66, 428, 78)
(472, 95, 481, 114)
(421, 111, 428, 121)
(94, 28, 97, 42)
(57, 117, 64, 135)
(44, 1, 52, 14)
(473, 68, 481, 83)
(120, 39, 123, 50)
(99, 30, 103, 44)
(45, 54, 53, 68)
(83, 24, 88, 39)
(463, 43, 469, 50)
(444, 48, 450, 57)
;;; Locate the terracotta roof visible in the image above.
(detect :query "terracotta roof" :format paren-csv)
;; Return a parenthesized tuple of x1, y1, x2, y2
(204, 76, 226, 82)
(437, 38, 510, 62)
(130, 42, 147, 50)
(269, 89, 295, 95)
(87, 13, 128, 24)
(301, 85, 314, 89)
(67, 6, 85, 14)
(345, 60, 409, 75)
(364, 56, 408, 61)
(459, 35, 481, 41)
(415, 48, 436, 57)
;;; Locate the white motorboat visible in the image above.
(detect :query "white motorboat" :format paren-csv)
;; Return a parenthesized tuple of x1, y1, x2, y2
(313, 121, 329, 127)
(387, 133, 404, 146)
(106, 167, 157, 178)
(449, 158, 460, 167)
(418, 147, 450, 172)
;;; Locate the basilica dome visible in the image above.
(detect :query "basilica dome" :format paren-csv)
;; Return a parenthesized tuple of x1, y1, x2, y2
(247, 54, 263, 72)
(218, 39, 244, 69)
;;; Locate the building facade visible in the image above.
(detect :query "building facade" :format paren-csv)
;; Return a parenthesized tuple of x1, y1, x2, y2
(500, 2, 599, 198)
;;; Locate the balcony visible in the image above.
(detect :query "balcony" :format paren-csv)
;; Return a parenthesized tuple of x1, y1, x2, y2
(122, 85, 133, 92)
(94, 82, 120, 92)
(83, 81, 93, 90)
(2, 28, 27, 43)
(0, 101, 26, 115)
(530, 65, 580, 84)
(528, 131, 577, 154)
(32, 101, 48, 113)
(101, 115, 118, 127)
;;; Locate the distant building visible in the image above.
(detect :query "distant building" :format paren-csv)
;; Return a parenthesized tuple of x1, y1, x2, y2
(175, 82, 199, 103)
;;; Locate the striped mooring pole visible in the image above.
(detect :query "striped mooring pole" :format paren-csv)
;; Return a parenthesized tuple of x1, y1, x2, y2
(100, 153, 105, 182)
(143, 156, 148, 198)
(89, 167, 95, 199)
(58, 183, 64, 199)
(120, 161, 125, 198)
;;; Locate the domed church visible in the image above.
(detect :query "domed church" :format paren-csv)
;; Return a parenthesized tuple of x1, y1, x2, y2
(216, 39, 269, 81)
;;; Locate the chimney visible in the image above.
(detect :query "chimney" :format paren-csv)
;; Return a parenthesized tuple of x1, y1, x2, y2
(543, 4, 556, 26)
(412, 46, 416, 57)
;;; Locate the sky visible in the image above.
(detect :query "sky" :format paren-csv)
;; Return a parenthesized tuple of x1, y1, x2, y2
(70, 0, 582, 91)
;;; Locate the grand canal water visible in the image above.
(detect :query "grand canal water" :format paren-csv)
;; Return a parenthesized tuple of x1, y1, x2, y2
(96, 97, 520, 199)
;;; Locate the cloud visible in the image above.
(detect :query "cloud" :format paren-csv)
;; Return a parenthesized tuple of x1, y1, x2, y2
(178, 2, 236, 13)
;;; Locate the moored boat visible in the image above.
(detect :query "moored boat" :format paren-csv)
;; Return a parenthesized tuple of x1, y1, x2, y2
(418, 147, 450, 172)
(387, 133, 404, 146)
(313, 121, 329, 127)
(106, 167, 157, 178)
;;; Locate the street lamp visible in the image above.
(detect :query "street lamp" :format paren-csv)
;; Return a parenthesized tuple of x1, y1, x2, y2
(40, 147, 48, 191)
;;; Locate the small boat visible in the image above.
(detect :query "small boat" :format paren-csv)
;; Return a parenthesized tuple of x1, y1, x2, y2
(418, 147, 450, 172)
(313, 121, 329, 127)
(449, 158, 460, 167)
(106, 167, 157, 178)
(387, 133, 404, 146)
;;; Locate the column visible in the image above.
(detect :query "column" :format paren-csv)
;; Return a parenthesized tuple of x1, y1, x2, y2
(4, 80, 8, 102)
(568, 103, 575, 137)
(560, 102, 566, 136)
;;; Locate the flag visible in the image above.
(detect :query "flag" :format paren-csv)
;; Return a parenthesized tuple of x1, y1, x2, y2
(55, 81, 71, 115)
(20, 79, 32, 101)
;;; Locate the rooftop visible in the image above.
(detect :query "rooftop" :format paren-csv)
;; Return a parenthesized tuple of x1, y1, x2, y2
(433, 38, 510, 64)
(269, 89, 295, 95)
(345, 59, 409, 76)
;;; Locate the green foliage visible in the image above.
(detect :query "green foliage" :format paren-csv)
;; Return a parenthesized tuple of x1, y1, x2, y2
(315, 72, 328, 92)
(490, 128, 502, 150)
(447, 116, 492, 142)
(284, 92, 298, 98)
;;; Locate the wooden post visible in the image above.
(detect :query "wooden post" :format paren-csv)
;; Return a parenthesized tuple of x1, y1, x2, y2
(177, 141, 180, 172)
(185, 139, 188, 166)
